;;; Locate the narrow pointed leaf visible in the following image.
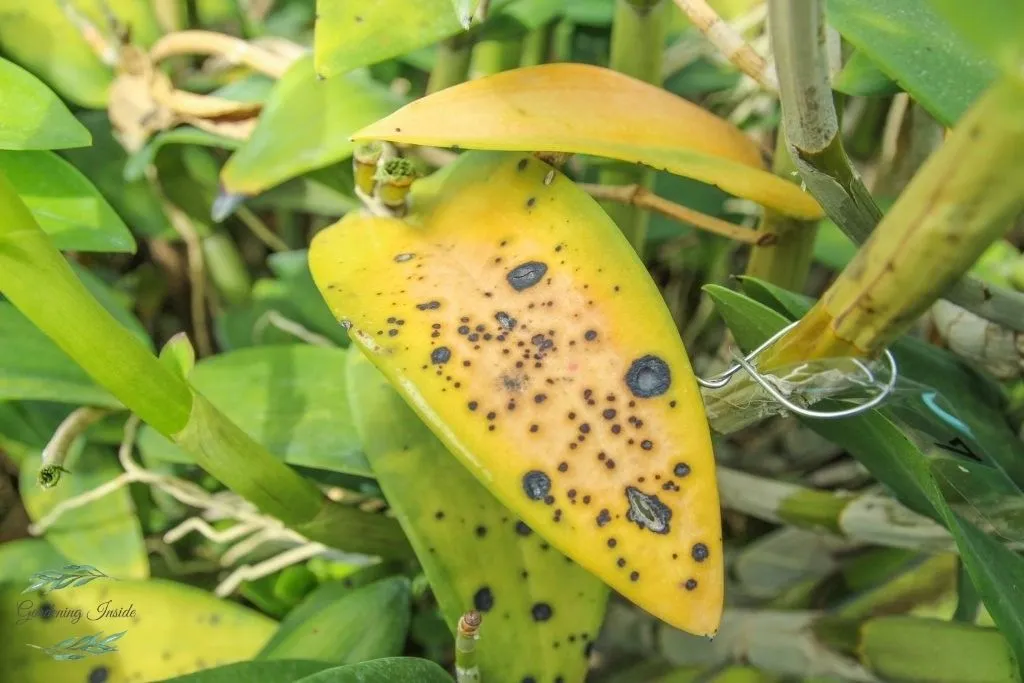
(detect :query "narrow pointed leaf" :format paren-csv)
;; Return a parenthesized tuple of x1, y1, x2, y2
(0, 57, 90, 150)
(0, 150, 135, 253)
(310, 150, 724, 636)
(346, 345, 608, 681)
(351, 63, 821, 220)
(220, 56, 404, 196)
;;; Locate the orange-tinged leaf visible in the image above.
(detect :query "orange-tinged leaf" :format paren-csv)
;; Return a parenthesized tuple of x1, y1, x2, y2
(351, 63, 823, 220)
(309, 150, 724, 636)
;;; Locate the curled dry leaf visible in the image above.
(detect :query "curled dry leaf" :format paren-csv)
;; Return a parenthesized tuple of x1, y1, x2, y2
(106, 31, 303, 153)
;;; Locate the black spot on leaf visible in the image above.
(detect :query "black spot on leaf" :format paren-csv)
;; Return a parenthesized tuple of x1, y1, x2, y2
(507, 261, 548, 291)
(692, 543, 709, 562)
(430, 347, 451, 364)
(625, 487, 672, 534)
(624, 355, 672, 398)
(531, 602, 553, 621)
(523, 471, 551, 500)
(474, 586, 495, 611)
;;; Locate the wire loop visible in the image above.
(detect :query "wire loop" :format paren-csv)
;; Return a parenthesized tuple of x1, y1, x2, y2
(696, 320, 899, 419)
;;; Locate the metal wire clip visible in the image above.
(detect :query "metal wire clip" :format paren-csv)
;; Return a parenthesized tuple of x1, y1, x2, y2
(696, 320, 899, 419)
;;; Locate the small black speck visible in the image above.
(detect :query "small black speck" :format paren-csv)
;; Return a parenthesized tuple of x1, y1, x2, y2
(486, 411, 497, 420)
(611, 425, 622, 434)
(641, 440, 653, 451)
(526, 197, 537, 208)
(558, 462, 568, 472)
(529, 424, 539, 433)
(692, 543, 709, 562)
(515, 521, 532, 536)
(531, 603, 553, 621)
(674, 463, 691, 477)
(602, 409, 616, 419)
(607, 538, 617, 548)
(583, 495, 591, 504)
(616, 558, 626, 568)
(584, 330, 597, 341)
(475, 525, 487, 537)
(468, 401, 478, 411)
(684, 579, 698, 591)
(544, 495, 555, 505)
(517, 158, 528, 171)
(596, 509, 611, 527)
(434, 510, 445, 520)
(387, 329, 398, 337)
(88, 666, 109, 683)
(605, 459, 615, 469)
(630, 571, 640, 582)
(458, 325, 470, 334)
(534, 393, 547, 403)
(579, 423, 590, 434)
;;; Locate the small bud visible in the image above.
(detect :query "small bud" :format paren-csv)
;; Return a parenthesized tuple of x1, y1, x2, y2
(375, 158, 419, 214)
(353, 141, 384, 196)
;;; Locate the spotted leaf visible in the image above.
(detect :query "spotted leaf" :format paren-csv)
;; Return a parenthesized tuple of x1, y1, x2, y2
(309, 150, 724, 636)
(346, 345, 608, 681)
(350, 63, 822, 220)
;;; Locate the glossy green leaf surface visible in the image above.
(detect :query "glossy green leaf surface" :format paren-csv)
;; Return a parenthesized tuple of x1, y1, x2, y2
(827, 0, 999, 126)
(0, 578, 275, 682)
(259, 576, 411, 665)
(311, 151, 724, 636)
(347, 346, 609, 683)
(705, 285, 1024, 668)
(20, 445, 148, 580)
(60, 112, 174, 239)
(137, 345, 370, 476)
(267, 250, 353, 346)
(833, 50, 902, 97)
(0, 0, 162, 108)
(0, 56, 90, 150)
(928, 0, 1024, 75)
(160, 660, 334, 683)
(0, 150, 135, 253)
(295, 658, 456, 683)
(220, 56, 404, 196)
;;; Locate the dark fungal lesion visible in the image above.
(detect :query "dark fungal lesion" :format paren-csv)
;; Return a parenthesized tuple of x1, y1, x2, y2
(625, 486, 672, 534)
(473, 586, 494, 611)
(393, 252, 415, 263)
(430, 347, 451, 364)
(531, 602, 553, 622)
(506, 261, 548, 291)
(522, 470, 552, 501)
(624, 354, 672, 398)
(692, 542, 709, 562)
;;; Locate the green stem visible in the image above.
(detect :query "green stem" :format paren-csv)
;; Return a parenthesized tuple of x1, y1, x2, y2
(427, 34, 474, 94)
(0, 171, 412, 559)
(202, 231, 252, 305)
(519, 22, 552, 67)
(743, 128, 818, 290)
(455, 611, 481, 683)
(597, 0, 668, 254)
(469, 36, 522, 78)
(770, 0, 1024, 332)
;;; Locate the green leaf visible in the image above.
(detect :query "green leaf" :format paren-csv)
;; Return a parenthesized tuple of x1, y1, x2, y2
(704, 285, 1024, 670)
(0, 539, 68, 586)
(0, 150, 136, 253)
(124, 127, 242, 184)
(258, 576, 411, 665)
(59, 112, 174, 238)
(295, 658, 455, 683)
(20, 445, 149, 580)
(0, 57, 90, 150)
(833, 49, 902, 97)
(136, 345, 371, 476)
(345, 347, 609, 683)
(827, 0, 999, 126)
(314, 0, 468, 78)
(0, 0, 163, 108)
(0, 302, 121, 407)
(158, 660, 335, 683)
(248, 164, 360, 216)
(267, 250, 352, 346)
(220, 55, 405, 196)
(927, 0, 1024, 75)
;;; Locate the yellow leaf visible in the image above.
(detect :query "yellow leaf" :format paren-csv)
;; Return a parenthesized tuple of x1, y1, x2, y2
(351, 63, 823, 220)
(309, 150, 724, 636)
